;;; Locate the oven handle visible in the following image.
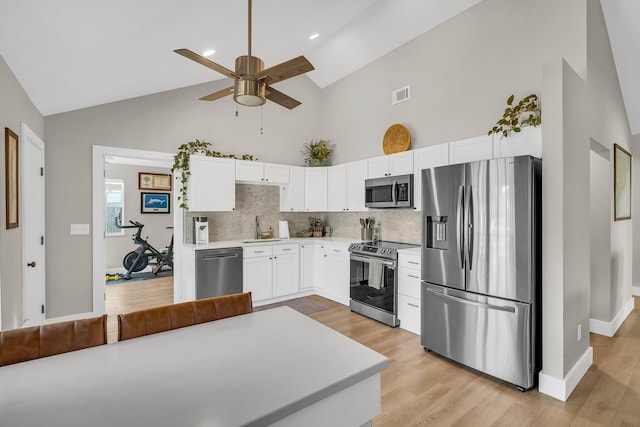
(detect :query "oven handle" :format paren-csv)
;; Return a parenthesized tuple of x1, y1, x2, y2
(350, 254, 395, 268)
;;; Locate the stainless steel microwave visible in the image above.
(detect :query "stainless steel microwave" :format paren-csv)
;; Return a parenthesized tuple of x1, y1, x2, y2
(365, 174, 414, 208)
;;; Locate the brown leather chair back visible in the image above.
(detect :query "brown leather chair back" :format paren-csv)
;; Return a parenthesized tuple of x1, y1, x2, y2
(118, 292, 253, 341)
(0, 315, 107, 367)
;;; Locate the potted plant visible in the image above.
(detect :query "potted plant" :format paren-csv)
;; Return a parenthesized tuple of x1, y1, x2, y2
(488, 94, 541, 139)
(172, 139, 255, 209)
(302, 139, 334, 166)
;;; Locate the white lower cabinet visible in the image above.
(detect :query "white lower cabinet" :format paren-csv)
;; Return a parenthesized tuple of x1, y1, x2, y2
(299, 243, 315, 290)
(318, 243, 350, 305)
(243, 244, 299, 302)
(397, 251, 422, 335)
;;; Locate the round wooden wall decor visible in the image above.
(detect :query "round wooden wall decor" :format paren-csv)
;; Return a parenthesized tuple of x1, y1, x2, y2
(382, 124, 411, 154)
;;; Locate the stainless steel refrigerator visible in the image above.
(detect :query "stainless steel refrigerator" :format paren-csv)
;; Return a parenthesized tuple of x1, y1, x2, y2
(421, 156, 541, 391)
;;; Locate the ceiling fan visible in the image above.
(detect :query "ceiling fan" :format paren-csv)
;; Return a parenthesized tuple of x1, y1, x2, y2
(174, 0, 315, 110)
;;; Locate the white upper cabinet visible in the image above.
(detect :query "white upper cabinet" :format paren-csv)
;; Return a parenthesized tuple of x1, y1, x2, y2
(236, 160, 289, 184)
(327, 160, 368, 212)
(187, 155, 235, 212)
(327, 165, 347, 212)
(413, 143, 450, 211)
(492, 126, 541, 159)
(449, 135, 493, 165)
(280, 166, 305, 212)
(346, 160, 368, 211)
(368, 151, 414, 178)
(304, 167, 328, 212)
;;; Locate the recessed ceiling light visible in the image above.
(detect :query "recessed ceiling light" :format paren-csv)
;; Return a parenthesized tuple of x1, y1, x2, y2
(309, 33, 319, 40)
(202, 49, 216, 57)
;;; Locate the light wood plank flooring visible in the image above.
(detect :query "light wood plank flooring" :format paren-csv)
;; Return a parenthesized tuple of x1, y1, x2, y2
(106, 282, 640, 426)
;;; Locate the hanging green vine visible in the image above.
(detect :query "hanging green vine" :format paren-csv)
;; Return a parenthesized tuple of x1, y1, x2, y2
(488, 94, 541, 139)
(172, 139, 255, 209)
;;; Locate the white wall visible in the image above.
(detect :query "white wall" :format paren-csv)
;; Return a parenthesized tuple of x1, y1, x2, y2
(104, 163, 173, 270)
(0, 54, 44, 330)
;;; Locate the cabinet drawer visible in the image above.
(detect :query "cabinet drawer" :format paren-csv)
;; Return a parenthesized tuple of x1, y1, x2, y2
(398, 294, 421, 335)
(323, 244, 349, 257)
(398, 253, 421, 270)
(398, 268, 421, 299)
(273, 243, 298, 255)
(243, 245, 273, 258)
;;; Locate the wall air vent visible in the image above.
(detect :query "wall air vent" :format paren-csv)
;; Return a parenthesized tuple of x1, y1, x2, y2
(392, 85, 410, 105)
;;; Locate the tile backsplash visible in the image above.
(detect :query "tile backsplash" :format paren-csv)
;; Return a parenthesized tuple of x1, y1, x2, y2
(185, 184, 422, 244)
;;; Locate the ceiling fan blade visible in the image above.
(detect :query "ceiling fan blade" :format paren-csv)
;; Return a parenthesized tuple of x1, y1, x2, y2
(199, 86, 235, 101)
(258, 56, 315, 85)
(174, 49, 240, 79)
(265, 86, 301, 109)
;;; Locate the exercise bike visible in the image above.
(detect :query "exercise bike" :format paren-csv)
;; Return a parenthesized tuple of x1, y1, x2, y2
(115, 220, 174, 280)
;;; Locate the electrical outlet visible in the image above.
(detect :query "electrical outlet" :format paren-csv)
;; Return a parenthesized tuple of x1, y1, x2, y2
(578, 324, 582, 341)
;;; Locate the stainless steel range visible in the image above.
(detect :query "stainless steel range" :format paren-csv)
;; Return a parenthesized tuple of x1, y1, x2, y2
(349, 240, 419, 327)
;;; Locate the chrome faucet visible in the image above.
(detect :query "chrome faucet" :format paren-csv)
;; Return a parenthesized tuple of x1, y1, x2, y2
(255, 215, 260, 239)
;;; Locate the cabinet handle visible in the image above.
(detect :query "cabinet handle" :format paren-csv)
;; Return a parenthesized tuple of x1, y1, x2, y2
(255, 251, 265, 253)
(407, 274, 419, 279)
(273, 256, 277, 259)
(407, 302, 419, 308)
(408, 261, 419, 265)
(265, 178, 269, 181)
(282, 248, 291, 251)
(332, 249, 340, 253)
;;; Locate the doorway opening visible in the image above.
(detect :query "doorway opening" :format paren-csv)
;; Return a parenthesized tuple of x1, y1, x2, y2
(91, 146, 183, 323)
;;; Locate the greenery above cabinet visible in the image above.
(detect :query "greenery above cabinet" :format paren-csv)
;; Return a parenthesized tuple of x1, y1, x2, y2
(172, 139, 255, 209)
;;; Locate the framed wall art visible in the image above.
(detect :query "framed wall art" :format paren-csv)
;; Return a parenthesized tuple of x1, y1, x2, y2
(5, 128, 19, 229)
(614, 143, 631, 221)
(141, 192, 170, 214)
(138, 172, 172, 191)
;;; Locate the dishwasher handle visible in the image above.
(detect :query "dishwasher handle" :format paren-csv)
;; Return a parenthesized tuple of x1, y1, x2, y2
(201, 252, 240, 261)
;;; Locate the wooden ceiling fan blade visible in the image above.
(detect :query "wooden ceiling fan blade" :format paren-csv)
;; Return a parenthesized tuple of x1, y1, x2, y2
(199, 86, 234, 101)
(265, 86, 301, 109)
(174, 49, 240, 79)
(258, 56, 315, 85)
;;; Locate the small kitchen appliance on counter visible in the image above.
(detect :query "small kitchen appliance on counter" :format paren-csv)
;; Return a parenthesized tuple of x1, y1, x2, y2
(349, 240, 419, 327)
(193, 216, 209, 245)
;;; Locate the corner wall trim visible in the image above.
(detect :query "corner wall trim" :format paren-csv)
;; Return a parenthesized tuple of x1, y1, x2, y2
(590, 297, 635, 337)
(538, 346, 593, 401)
(632, 286, 640, 297)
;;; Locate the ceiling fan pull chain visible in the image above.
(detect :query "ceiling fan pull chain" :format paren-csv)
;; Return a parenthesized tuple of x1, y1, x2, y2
(260, 105, 264, 134)
(236, 103, 239, 117)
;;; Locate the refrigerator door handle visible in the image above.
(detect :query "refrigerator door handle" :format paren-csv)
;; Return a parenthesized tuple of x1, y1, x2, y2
(426, 287, 516, 313)
(456, 186, 465, 270)
(466, 185, 474, 269)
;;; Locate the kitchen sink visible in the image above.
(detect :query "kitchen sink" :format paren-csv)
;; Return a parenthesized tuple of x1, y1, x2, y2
(239, 238, 282, 243)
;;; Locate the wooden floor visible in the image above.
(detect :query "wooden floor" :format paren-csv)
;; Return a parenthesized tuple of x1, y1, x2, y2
(105, 276, 173, 343)
(106, 283, 640, 426)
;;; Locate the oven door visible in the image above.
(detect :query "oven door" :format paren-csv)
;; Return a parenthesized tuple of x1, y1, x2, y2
(350, 254, 397, 314)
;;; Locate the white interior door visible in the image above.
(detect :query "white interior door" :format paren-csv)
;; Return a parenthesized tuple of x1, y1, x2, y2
(21, 123, 45, 326)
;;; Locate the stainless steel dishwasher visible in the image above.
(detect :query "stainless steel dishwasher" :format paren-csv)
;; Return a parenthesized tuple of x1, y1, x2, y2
(195, 247, 243, 299)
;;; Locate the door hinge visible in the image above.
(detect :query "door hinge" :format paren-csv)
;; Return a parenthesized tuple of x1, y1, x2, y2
(41, 236, 44, 245)
(41, 304, 45, 314)
(40, 167, 44, 176)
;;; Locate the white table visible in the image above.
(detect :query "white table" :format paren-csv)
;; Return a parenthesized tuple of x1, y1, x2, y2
(0, 307, 388, 426)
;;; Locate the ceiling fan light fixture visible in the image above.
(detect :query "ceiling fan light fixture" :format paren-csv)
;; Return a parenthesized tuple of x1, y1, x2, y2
(202, 49, 216, 57)
(234, 79, 266, 106)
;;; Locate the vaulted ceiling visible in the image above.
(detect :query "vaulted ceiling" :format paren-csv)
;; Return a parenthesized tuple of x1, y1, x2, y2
(0, 1, 637, 135)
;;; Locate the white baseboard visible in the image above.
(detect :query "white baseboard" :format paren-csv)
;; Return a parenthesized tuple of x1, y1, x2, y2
(538, 346, 593, 401)
(44, 311, 97, 324)
(590, 297, 635, 337)
(633, 286, 640, 296)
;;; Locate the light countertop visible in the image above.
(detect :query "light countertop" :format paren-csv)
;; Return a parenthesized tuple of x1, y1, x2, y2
(0, 307, 388, 426)
(184, 236, 354, 250)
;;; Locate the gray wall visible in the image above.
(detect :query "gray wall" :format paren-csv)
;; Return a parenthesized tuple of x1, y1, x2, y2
(44, 76, 321, 317)
(0, 55, 44, 330)
(104, 163, 173, 270)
